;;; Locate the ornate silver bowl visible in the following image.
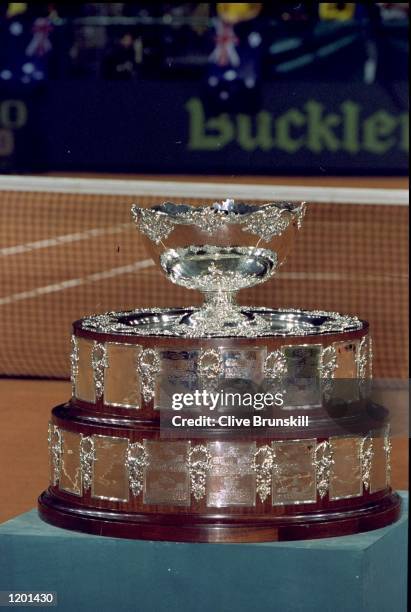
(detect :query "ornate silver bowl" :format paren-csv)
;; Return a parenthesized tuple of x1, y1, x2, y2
(131, 199, 306, 334)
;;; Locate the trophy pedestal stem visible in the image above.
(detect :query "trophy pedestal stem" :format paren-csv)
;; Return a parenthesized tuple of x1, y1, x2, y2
(182, 291, 256, 334)
(178, 291, 276, 336)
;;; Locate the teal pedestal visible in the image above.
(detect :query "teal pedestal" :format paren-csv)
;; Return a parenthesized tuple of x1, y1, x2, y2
(0, 493, 407, 612)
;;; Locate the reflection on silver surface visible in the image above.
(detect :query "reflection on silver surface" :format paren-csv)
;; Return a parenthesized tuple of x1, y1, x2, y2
(207, 441, 256, 507)
(80, 307, 364, 339)
(161, 246, 278, 293)
(272, 439, 317, 505)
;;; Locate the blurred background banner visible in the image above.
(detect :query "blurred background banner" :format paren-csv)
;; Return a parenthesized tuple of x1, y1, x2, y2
(0, 2, 408, 174)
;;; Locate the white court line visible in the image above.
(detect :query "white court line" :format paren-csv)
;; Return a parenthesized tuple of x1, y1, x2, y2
(0, 175, 408, 205)
(0, 263, 406, 306)
(0, 223, 133, 256)
(0, 259, 154, 305)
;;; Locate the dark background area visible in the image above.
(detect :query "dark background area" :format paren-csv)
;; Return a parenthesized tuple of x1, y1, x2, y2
(0, 2, 408, 174)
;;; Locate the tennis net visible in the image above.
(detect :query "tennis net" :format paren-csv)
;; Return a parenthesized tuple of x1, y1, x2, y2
(0, 175, 408, 379)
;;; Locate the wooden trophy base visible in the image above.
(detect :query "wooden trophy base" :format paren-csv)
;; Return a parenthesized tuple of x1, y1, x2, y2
(38, 489, 401, 543)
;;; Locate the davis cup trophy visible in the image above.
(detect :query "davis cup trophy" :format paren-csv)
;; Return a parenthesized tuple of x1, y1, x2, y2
(38, 200, 400, 542)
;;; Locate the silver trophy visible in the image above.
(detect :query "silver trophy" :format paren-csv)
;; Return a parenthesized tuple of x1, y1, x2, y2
(131, 199, 310, 336)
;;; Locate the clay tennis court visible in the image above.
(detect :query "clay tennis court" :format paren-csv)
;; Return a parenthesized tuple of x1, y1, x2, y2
(0, 173, 408, 524)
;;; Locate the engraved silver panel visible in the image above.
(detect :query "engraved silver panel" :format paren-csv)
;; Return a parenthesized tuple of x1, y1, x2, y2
(59, 430, 82, 496)
(91, 435, 129, 502)
(206, 441, 256, 507)
(75, 337, 95, 403)
(104, 342, 142, 409)
(272, 439, 317, 505)
(155, 349, 199, 410)
(222, 348, 265, 382)
(335, 341, 358, 379)
(329, 437, 362, 500)
(143, 440, 190, 506)
(282, 345, 322, 408)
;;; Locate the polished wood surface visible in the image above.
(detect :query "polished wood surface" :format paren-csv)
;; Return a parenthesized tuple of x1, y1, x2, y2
(38, 490, 401, 543)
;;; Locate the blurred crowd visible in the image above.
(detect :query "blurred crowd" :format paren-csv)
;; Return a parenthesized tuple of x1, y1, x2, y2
(0, 2, 408, 86)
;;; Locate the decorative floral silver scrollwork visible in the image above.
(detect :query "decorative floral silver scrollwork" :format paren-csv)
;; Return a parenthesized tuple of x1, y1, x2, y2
(91, 342, 108, 400)
(193, 207, 227, 234)
(80, 435, 95, 492)
(356, 335, 373, 379)
(384, 433, 392, 485)
(197, 348, 224, 380)
(320, 345, 338, 379)
(360, 435, 374, 491)
(295, 202, 307, 230)
(132, 200, 306, 245)
(137, 348, 161, 403)
(320, 344, 337, 399)
(253, 445, 275, 503)
(243, 206, 292, 242)
(127, 442, 149, 496)
(131, 207, 174, 244)
(188, 444, 212, 501)
(70, 335, 79, 398)
(48, 423, 62, 486)
(314, 440, 334, 499)
(80, 307, 364, 339)
(264, 350, 287, 381)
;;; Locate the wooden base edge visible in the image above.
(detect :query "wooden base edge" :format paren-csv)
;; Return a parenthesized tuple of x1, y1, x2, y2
(38, 490, 402, 543)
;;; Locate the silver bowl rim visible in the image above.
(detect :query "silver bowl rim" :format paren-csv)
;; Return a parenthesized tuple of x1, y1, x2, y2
(131, 199, 306, 225)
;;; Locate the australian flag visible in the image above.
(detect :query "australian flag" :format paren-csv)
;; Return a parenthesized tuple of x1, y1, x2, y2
(205, 15, 264, 113)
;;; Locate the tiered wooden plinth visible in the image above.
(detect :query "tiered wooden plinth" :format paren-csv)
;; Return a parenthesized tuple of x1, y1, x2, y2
(38, 316, 400, 542)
